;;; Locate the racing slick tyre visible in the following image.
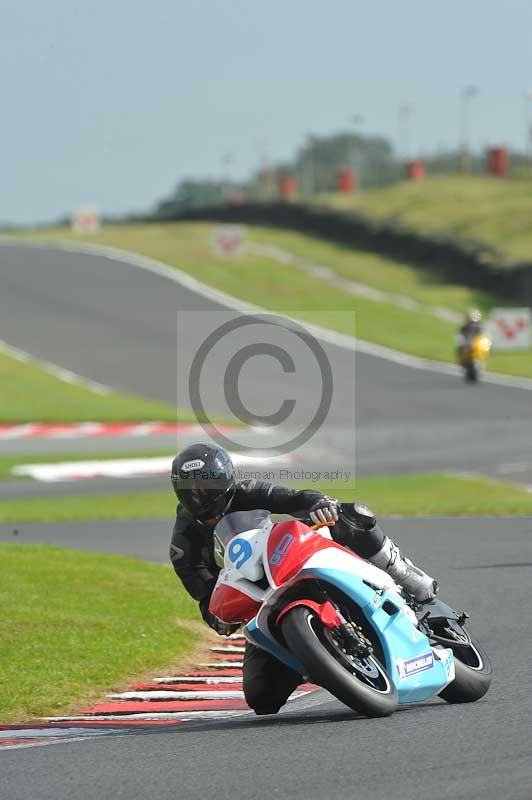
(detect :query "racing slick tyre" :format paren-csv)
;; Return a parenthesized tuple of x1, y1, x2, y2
(282, 606, 398, 718)
(465, 362, 479, 382)
(438, 635, 492, 703)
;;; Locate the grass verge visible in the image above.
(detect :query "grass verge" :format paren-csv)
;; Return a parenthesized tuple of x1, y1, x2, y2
(0, 490, 177, 523)
(249, 225, 494, 314)
(1, 473, 531, 523)
(0, 349, 187, 423)
(15, 223, 532, 378)
(337, 473, 532, 516)
(0, 544, 201, 723)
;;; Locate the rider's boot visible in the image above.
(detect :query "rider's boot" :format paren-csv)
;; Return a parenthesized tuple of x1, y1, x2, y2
(368, 537, 438, 602)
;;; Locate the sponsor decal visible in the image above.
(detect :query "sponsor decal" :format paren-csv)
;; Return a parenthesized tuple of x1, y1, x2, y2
(396, 651, 434, 680)
(181, 459, 205, 472)
(270, 533, 294, 565)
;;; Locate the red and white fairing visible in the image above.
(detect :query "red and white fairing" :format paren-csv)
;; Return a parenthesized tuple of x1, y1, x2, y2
(208, 513, 400, 625)
(208, 582, 263, 624)
(209, 515, 271, 624)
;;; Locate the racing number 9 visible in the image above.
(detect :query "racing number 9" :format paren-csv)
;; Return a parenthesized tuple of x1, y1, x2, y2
(228, 538, 253, 570)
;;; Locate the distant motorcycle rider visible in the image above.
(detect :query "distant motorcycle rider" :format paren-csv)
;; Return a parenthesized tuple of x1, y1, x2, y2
(456, 308, 484, 351)
(169, 442, 437, 715)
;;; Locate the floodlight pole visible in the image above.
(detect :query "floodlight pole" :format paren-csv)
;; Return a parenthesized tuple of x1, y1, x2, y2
(460, 85, 479, 172)
(525, 90, 532, 174)
(221, 153, 234, 201)
(398, 103, 414, 164)
(349, 114, 364, 189)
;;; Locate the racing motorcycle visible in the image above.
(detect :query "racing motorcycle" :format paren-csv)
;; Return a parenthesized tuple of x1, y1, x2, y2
(458, 333, 492, 382)
(209, 508, 492, 718)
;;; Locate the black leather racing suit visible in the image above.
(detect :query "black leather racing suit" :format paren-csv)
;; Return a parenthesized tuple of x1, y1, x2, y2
(169, 478, 385, 715)
(459, 321, 483, 342)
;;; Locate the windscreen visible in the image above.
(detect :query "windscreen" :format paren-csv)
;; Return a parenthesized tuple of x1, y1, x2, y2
(213, 510, 271, 547)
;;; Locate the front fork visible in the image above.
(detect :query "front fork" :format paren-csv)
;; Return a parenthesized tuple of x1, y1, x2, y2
(276, 597, 374, 659)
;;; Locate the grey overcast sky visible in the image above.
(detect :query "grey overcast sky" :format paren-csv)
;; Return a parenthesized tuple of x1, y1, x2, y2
(3, 0, 532, 224)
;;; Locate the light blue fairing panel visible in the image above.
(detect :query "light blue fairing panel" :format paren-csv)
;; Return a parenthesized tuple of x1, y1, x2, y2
(245, 567, 454, 705)
(300, 567, 454, 703)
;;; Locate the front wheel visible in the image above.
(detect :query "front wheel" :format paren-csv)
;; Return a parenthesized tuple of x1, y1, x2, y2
(464, 361, 479, 382)
(438, 634, 492, 703)
(282, 606, 398, 718)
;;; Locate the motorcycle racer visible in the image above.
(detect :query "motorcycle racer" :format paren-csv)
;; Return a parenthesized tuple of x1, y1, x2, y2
(455, 308, 491, 381)
(456, 308, 484, 350)
(169, 442, 437, 714)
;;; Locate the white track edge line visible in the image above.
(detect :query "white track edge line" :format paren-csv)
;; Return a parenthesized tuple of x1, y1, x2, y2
(106, 690, 245, 701)
(45, 710, 248, 721)
(0, 338, 112, 396)
(153, 676, 243, 684)
(0, 735, 112, 751)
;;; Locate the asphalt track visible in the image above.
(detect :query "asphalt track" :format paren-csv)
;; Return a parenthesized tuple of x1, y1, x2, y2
(2, 517, 532, 800)
(2, 241, 532, 483)
(1, 241, 532, 797)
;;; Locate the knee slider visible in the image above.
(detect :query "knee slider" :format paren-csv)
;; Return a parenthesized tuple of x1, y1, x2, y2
(244, 679, 288, 713)
(243, 679, 271, 711)
(253, 706, 281, 716)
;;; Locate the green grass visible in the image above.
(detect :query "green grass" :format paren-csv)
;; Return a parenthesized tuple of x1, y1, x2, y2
(1, 473, 531, 523)
(15, 222, 531, 378)
(248, 226, 494, 314)
(329, 473, 532, 516)
(0, 450, 173, 480)
(0, 544, 201, 723)
(0, 350, 188, 423)
(0, 490, 177, 522)
(319, 175, 532, 265)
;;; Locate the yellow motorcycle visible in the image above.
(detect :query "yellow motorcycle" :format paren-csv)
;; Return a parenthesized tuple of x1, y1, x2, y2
(458, 334, 492, 382)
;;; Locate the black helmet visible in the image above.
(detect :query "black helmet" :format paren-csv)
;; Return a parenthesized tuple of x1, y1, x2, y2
(171, 443, 236, 523)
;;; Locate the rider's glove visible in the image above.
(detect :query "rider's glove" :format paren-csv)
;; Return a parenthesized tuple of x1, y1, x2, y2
(309, 497, 339, 526)
(204, 608, 240, 637)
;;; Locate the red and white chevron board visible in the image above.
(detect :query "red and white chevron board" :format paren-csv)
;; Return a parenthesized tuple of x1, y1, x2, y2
(0, 422, 236, 440)
(0, 638, 316, 750)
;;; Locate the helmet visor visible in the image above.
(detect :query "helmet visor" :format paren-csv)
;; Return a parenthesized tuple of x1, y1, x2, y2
(178, 482, 236, 523)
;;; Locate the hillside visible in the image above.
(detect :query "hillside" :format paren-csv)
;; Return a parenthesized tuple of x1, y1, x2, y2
(319, 175, 532, 265)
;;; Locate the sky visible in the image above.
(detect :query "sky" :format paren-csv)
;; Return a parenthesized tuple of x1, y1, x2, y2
(2, 0, 532, 224)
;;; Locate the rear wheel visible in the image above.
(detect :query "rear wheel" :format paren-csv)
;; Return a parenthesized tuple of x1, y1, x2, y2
(282, 606, 397, 717)
(438, 632, 492, 703)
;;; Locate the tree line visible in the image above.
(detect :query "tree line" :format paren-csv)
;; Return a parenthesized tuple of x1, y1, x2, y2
(153, 130, 532, 216)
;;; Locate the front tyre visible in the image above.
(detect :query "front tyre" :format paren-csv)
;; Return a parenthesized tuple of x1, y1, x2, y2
(439, 635, 492, 703)
(465, 362, 479, 382)
(282, 606, 397, 718)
